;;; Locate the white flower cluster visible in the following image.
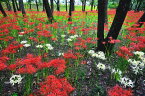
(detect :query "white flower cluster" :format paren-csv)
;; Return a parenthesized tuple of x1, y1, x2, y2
(128, 51, 145, 74)
(46, 44, 54, 50)
(133, 51, 145, 63)
(97, 62, 106, 70)
(128, 59, 144, 74)
(36, 45, 43, 48)
(119, 77, 134, 88)
(111, 68, 122, 76)
(10, 74, 22, 86)
(88, 50, 106, 60)
(21, 40, 31, 47)
(36, 44, 54, 50)
(67, 35, 79, 42)
(61, 35, 66, 38)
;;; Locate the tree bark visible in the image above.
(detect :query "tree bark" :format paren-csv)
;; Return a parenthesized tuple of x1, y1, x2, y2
(91, 0, 94, 11)
(105, 0, 131, 53)
(96, 0, 132, 53)
(50, 0, 54, 13)
(29, 1, 32, 9)
(19, 0, 26, 17)
(97, 0, 107, 52)
(56, 0, 60, 11)
(14, 0, 20, 11)
(68, 0, 74, 21)
(42, 2, 45, 11)
(5, 1, 12, 11)
(35, 0, 39, 11)
(0, 3, 7, 17)
(12, 0, 17, 12)
(136, 12, 145, 27)
(105, 0, 108, 24)
(43, 0, 53, 23)
(83, 0, 87, 11)
(65, 0, 67, 11)
(72, 0, 75, 11)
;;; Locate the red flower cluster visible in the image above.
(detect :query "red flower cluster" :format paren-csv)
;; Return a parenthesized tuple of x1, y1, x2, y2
(0, 56, 9, 71)
(32, 75, 75, 96)
(107, 85, 133, 96)
(8, 54, 43, 74)
(48, 59, 66, 75)
(63, 52, 77, 59)
(8, 54, 66, 74)
(1, 42, 23, 55)
(37, 30, 53, 37)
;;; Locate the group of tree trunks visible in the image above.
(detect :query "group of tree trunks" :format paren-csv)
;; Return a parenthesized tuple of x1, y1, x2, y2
(0, 0, 145, 53)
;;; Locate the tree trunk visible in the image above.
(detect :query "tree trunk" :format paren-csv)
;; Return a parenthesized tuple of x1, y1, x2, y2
(68, 0, 73, 21)
(19, 0, 26, 17)
(65, 0, 67, 11)
(105, 0, 108, 24)
(12, 0, 17, 12)
(14, 0, 20, 11)
(84, 0, 87, 11)
(72, 0, 75, 11)
(96, 0, 132, 53)
(136, 12, 145, 27)
(5, 1, 12, 11)
(29, 1, 32, 9)
(56, 0, 60, 11)
(0, 3, 7, 17)
(105, 0, 131, 53)
(35, 0, 39, 11)
(50, 0, 54, 13)
(42, 2, 45, 11)
(97, 0, 107, 52)
(43, 0, 53, 23)
(136, 0, 143, 12)
(91, 0, 94, 11)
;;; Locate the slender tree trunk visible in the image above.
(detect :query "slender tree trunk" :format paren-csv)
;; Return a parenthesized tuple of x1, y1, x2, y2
(29, 1, 32, 9)
(57, 0, 60, 11)
(91, 0, 94, 11)
(97, 0, 107, 52)
(5, 1, 12, 11)
(12, 0, 17, 12)
(72, 0, 75, 11)
(50, 0, 54, 13)
(35, 0, 39, 11)
(136, 0, 142, 12)
(68, 0, 73, 21)
(105, 0, 108, 24)
(82, 1, 84, 11)
(136, 12, 145, 27)
(43, 0, 53, 23)
(104, 0, 131, 53)
(0, 3, 7, 17)
(42, 3, 45, 11)
(65, 0, 67, 11)
(14, 0, 20, 11)
(19, 0, 26, 17)
(96, 0, 132, 53)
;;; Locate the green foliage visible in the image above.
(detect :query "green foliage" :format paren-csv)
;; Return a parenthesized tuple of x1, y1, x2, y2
(12, 93, 18, 96)
(0, 0, 8, 2)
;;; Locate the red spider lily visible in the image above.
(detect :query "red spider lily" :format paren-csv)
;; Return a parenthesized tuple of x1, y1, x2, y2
(63, 52, 77, 59)
(1, 43, 23, 55)
(37, 30, 52, 37)
(107, 85, 133, 96)
(48, 59, 66, 75)
(0, 61, 7, 71)
(32, 75, 74, 96)
(8, 54, 43, 74)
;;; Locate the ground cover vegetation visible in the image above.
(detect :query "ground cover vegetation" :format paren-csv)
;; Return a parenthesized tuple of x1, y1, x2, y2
(0, 0, 145, 96)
